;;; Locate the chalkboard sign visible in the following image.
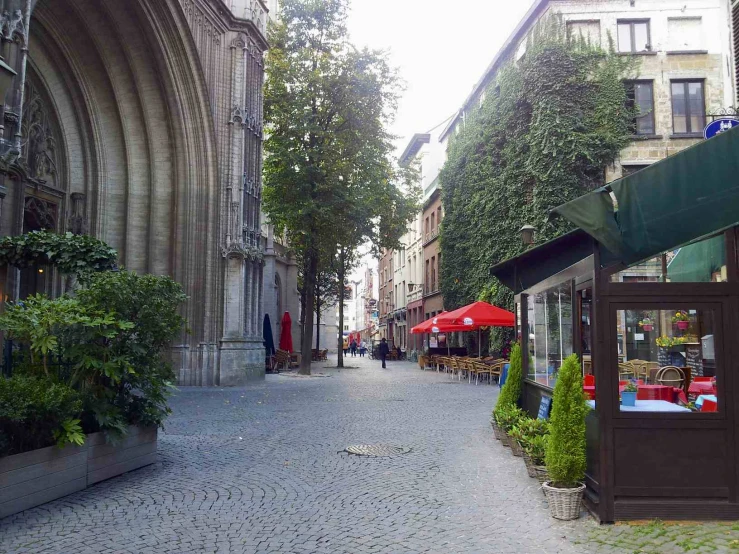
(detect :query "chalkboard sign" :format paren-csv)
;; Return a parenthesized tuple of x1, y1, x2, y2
(538, 396, 552, 420)
(686, 345, 702, 377)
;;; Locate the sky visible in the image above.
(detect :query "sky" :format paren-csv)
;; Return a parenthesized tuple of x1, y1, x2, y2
(345, 0, 535, 282)
(345, 0, 536, 155)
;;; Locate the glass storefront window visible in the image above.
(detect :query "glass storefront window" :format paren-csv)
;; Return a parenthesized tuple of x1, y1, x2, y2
(610, 234, 726, 283)
(526, 282, 573, 388)
(609, 308, 718, 413)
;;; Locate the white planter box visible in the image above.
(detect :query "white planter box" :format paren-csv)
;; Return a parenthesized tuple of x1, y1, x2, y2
(0, 426, 157, 519)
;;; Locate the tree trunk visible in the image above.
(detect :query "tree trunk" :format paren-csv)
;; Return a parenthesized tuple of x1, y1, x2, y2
(337, 248, 346, 369)
(299, 249, 318, 375)
(315, 282, 321, 351)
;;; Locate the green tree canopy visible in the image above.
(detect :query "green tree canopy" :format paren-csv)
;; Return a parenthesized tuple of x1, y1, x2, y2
(263, 0, 417, 373)
(440, 20, 636, 351)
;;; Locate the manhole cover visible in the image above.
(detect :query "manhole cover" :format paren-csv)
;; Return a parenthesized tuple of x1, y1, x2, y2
(344, 444, 412, 457)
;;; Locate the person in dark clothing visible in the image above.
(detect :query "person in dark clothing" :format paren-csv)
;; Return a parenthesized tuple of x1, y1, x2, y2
(350, 339, 357, 357)
(379, 338, 390, 368)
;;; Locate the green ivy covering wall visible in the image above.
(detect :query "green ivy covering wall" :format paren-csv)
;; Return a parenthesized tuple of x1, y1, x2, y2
(440, 20, 637, 352)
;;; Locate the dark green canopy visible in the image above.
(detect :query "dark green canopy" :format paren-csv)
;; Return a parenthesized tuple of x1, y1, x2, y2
(552, 126, 739, 265)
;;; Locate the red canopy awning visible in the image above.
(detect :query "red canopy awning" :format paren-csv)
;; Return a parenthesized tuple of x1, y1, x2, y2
(410, 312, 468, 334)
(435, 301, 515, 329)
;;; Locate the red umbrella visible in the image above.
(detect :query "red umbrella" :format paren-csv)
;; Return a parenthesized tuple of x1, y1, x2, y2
(435, 301, 514, 329)
(279, 311, 293, 353)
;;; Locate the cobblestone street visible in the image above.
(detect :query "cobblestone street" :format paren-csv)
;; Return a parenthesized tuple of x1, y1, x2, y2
(1, 355, 595, 553)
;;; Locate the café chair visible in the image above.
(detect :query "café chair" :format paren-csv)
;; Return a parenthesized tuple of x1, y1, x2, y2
(656, 366, 685, 390)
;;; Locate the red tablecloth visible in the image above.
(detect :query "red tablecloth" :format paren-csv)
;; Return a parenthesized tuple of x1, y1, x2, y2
(688, 381, 716, 396)
(583, 384, 687, 404)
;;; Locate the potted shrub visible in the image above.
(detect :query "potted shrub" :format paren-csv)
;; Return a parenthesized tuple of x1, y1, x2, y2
(525, 434, 549, 486)
(672, 311, 690, 331)
(492, 343, 522, 444)
(494, 405, 525, 447)
(517, 418, 549, 477)
(621, 381, 638, 407)
(508, 423, 526, 457)
(543, 353, 588, 520)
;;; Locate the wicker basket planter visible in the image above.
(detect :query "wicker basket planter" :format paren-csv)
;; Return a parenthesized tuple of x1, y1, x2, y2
(509, 439, 523, 457)
(491, 421, 503, 441)
(533, 465, 549, 485)
(522, 452, 537, 478)
(542, 482, 585, 520)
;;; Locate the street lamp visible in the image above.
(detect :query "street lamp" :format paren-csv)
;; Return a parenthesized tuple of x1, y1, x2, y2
(520, 225, 536, 248)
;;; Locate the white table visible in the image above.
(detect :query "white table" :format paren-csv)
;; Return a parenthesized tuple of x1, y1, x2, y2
(587, 399, 691, 413)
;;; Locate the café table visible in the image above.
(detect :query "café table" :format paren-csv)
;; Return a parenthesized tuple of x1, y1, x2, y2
(688, 380, 716, 396)
(587, 399, 691, 413)
(695, 394, 717, 410)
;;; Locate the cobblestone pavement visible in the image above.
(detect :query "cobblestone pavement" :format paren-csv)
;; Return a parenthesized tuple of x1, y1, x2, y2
(3, 355, 732, 554)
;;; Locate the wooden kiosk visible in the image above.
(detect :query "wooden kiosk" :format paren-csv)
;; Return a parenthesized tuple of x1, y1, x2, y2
(491, 126, 739, 522)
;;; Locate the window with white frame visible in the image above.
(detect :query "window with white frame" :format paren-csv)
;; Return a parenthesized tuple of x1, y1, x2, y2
(667, 17, 703, 52)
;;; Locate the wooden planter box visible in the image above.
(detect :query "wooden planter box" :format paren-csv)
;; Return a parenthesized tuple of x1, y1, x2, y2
(0, 426, 157, 519)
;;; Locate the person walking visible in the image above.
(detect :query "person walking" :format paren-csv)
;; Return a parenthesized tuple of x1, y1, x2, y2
(359, 340, 367, 357)
(379, 338, 390, 369)
(350, 338, 357, 357)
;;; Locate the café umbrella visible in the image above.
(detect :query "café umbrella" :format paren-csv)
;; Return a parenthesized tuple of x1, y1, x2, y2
(433, 301, 515, 357)
(279, 311, 293, 353)
(410, 312, 467, 355)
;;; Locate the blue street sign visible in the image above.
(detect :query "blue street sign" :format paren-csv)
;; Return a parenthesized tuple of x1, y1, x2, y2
(703, 118, 739, 140)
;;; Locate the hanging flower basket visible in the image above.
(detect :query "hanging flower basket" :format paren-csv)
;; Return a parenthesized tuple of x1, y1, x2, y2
(542, 482, 585, 520)
(676, 320, 689, 330)
(509, 439, 524, 457)
(642, 324, 653, 331)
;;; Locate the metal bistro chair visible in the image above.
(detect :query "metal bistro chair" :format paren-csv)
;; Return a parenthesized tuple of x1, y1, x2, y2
(645, 362, 660, 384)
(618, 361, 635, 381)
(466, 359, 479, 384)
(630, 361, 649, 383)
(656, 366, 686, 390)
(474, 360, 492, 385)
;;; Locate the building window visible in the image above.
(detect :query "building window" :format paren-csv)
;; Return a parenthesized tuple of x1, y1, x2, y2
(425, 260, 430, 293)
(437, 206, 442, 225)
(671, 80, 705, 135)
(425, 217, 429, 236)
(622, 164, 650, 177)
(667, 17, 702, 52)
(566, 20, 601, 46)
(431, 256, 436, 292)
(625, 81, 655, 135)
(617, 20, 651, 53)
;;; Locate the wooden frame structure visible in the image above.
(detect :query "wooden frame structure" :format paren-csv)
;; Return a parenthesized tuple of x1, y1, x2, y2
(496, 227, 739, 522)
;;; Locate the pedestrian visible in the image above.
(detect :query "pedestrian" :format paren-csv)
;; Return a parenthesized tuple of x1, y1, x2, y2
(350, 338, 357, 357)
(379, 338, 390, 369)
(360, 340, 367, 357)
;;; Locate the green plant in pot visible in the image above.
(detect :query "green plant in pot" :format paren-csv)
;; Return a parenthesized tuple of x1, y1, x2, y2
(492, 343, 522, 442)
(507, 422, 526, 457)
(494, 405, 525, 448)
(525, 434, 549, 484)
(543, 353, 588, 520)
(621, 381, 638, 407)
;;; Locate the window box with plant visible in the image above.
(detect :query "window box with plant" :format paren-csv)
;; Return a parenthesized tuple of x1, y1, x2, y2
(0, 233, 186, 518)
(638, 317, 654, 332)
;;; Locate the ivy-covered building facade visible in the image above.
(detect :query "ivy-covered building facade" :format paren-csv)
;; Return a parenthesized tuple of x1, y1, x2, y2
(0, 0, 271, 386)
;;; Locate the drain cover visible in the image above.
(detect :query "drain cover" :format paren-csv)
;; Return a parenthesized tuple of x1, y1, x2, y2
(344, 444, 411, 457)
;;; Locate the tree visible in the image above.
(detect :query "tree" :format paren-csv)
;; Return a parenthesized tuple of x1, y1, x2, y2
(264, 0, 417, 374)
(439, 19, 636, 353)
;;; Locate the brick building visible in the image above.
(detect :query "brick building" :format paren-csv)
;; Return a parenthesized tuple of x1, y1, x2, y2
(0, 0, 270, 386)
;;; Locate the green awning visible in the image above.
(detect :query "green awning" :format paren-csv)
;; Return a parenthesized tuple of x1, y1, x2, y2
(552, 126, 739, 265)
(667, 234, 726, 282)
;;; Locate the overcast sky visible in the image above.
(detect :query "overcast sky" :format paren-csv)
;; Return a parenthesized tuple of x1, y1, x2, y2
(346, 0, 535, 155)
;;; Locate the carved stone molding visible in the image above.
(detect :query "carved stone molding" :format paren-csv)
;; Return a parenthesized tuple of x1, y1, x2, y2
(68, 192, 87, 234)
(17, 79, 60, 188)
(229, 105, 248, 126)
(221, 241, 263, 262)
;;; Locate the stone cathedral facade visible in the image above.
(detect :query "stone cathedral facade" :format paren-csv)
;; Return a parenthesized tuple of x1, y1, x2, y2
(0, 0, 269, 386)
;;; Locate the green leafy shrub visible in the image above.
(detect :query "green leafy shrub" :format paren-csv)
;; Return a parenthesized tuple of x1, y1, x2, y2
(0, 375, 83, 456)
(514, 417, 549, 450)
(0, 231, 117, 275)
(0, 271, 187, 443)
(494, 404, 526, 433)
(75, 270, 187, 428)
(525, 434, 549, 466)
(545, 353, 588, 487)
(495, 343, 522, 413)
